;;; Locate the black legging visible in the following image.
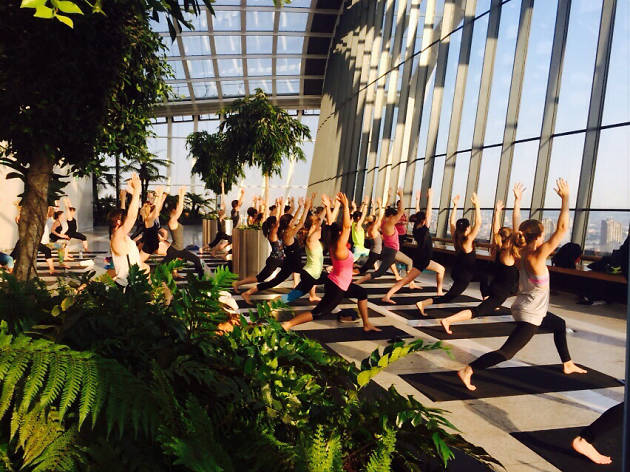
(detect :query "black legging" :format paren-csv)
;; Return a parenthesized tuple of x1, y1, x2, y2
(162, 246, 203, 277)
(433, 276, 473, 304)
(579, 402, 624, 443)
(65, 230, 87, 241)
(471, 289, 511, 317)
(256, 256, 284, 282)
(368, 246, 397, 280)
(38, 244, 52, 259)
(470, 313, 571, 370)
(311, 279, 367, 319)
(359, 251, 380, 274)
(209, 232, 231, 247)
(257, 256, 302, 291)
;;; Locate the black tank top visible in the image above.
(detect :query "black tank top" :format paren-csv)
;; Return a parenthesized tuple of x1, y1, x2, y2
(492, 253, 519, 295)
(143, 221, 159, 243)
(412, 225, 433, 260)
(66, 218, 77, 234)
(453, 250, 476, 281)
(270, 240, 284, 260)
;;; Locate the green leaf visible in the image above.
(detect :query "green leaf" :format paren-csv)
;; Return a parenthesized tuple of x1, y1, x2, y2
(51, 0, 83, 14)
(357, 370, 371, 387)
(20, 0, 46, 8)
(33, 5, 54, 18)
(54, 13, 74, 27)
(51, 306, 61, 317)
(60, 297, 73, 312)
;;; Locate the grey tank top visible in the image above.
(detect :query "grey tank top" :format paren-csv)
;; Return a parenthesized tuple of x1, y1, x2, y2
(511, 264, 550, 326)
(170, 223, 184, 251)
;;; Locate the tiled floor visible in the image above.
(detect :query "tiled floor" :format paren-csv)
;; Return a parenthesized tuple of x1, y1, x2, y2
(30, 226, 627, 471)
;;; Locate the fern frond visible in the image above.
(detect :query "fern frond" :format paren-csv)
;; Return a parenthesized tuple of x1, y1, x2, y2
(59, 354, 84, 419)
(19, 352, 50, 413)
(364, 428, 396, 472)
(78, 359, 97, 429)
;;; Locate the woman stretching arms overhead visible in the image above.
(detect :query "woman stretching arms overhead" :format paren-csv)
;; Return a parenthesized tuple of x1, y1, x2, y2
(458, 179, 586, 391)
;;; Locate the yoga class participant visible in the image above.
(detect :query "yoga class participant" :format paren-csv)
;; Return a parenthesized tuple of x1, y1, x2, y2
(62, 197, 88, 252)
(358, 198, 385, 274)
(231, 187, 245, 228)
(440, 197, 519, 334)
(457, 179, 586, 391)
(208, 205, 232, 257)
(138, 186, 168, 263)
(48, 210, 73, 265)
(282, 193, 380, 333)
(571, 402, 623, 465)
(241, 195, 312, 304)
(233, 198, 285, 293)
(162, 186, 204, 278)
(0, 252, 14, 273)
(351, 198, 370, 263)
(109, 174, 149, 286)
(415, 193, 480, 316)
(382, 188, 445, 304)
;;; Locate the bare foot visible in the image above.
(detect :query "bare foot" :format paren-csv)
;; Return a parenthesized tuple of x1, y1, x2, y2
(280, 321, 291, 331)
(395, 276, 402, 281)
(571, 437, 612, 465)
(63, 263, 72, 269)
(309, 296, 321, 302)
(440, 319, 453, 334)
(381, 297, 396, 305)
(563, 361, 587, 375)
(242, 291, 253, 305)
(49, 270, 57, 276)
(409, 282, 421, 290)
(436, 291, 444, 296)
(457, 366, 476, 391)
(232, 281, 241, 294)
(415, 301, 427, 316)
(363, 324, 382, 333)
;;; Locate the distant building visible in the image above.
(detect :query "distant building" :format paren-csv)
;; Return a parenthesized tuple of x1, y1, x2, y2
(600, 219, 623, 246)
(542, 218, 555, 237)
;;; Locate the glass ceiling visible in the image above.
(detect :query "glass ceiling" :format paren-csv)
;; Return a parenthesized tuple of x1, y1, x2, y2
(150, 0, 341, 110)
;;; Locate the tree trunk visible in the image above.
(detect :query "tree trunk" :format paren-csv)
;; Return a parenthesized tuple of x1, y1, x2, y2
(14, 152, 54, 280)
(115, 155, 121, 206)
(263, 173, 270, 217)
(92, 173, 99, 225)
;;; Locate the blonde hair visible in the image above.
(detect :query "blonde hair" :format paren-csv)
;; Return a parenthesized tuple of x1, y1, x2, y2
(514, 219, 544, 248)
(494, 226, 519, 258)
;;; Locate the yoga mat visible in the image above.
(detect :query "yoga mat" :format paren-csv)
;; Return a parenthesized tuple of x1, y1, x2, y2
(393, 306, 507, 320)
(354, 276, 398, 285)
(416, 321, 547, 340)
(400, 364, 623, 401)
(511, 425, 622, 472)
(362, 286, 438, 295)
(299, 325, 412, 343)
(370, 293, 480, 307)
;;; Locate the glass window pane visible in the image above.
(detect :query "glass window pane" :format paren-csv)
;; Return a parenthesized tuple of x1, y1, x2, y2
(217, 58, 243, 77)
(183, 10, 208, 31)
(435, 23, 462, 154)
(165, 39, 180, 57)
(276, 57, 301, 75)
(429, 155, 446, 234)
(169, 84, 191, 100)
(182, 36, 211, 55)
(197, 119, 220, 133)
(602, 0, 629, 125)
(515, 0, 557, 140)
(246, 11, 274, 31)
(249, 80, 273, 94)
(247, 35, 273, 54)
(278, 12, 308, 31)
(591, 125, 630, 209)
(276, 79, 299, 95)
(554, 0, 602, 133)
(450, 151, 471, 205)
(192, 81, 218, 98)
(168, 60, 186, 80)
(543, 132, 585, 208)
(214, 35, 242, 55)
(505, 140, 538, 209)
(277, 36, 304, 54)
(248, 58, 272, 75)
(483, 0, 520, 145)
(212, 10, 240, 31)
(187, 59, 214, 78)
(171, 121, 196, 187)
(586, 210, 630, 254)
(222, 80, 246, 97)
(416, 69, 436, 160)
(150, 13, 169, 33)
(476, 146, 501, 208)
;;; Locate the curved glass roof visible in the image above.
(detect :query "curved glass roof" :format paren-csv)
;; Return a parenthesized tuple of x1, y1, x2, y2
(151, 0, 342, 116)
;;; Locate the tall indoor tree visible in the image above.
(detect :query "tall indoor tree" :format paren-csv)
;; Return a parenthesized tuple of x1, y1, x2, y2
(219, 89, 311, 209)
(0, 0, 211, 279)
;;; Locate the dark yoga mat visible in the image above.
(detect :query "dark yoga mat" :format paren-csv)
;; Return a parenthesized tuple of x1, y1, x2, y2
(300, 325, 412, 343)
(362, 285, 437, 295)
(416, 321, 549, 340)
(393, 305, 508, 320)
(400, 364, 623, 401)
(353, 276, 398, 285)
(370, 294, 480, 306)
(511, 424, 623, 472)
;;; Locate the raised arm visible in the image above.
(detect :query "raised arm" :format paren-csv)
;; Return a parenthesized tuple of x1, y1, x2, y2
(468, 192, 482, 241)
(390, 188, 405, 224)
(414, 189, 421, 213)
(424, 188, 433, 228)
(174, 186, 185, 220)
(357, 198, 368, 226)
(121, 174, 142, 234)
(330, 198, 341, 224)
(149, 186, 167, 221)
(512, 182, 525, 231)
(236, 187, 245, 210)
(491, 200, 504, 249)
(449, 195, 460, 237)
(290, 196, 311, 234)
(374, 198, 385, 226)
(120, 189, 127, 210)
(334, 192, 352, 259)
(538, 179, 570, 259)
(321, 194, 334, 225)
(62, 197, 72, 218)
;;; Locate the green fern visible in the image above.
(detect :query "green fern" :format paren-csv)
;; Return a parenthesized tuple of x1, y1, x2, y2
(305, 426, 343, 472)
(364, 428, 396, 472)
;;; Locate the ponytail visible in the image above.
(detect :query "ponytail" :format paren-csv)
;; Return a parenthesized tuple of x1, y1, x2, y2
(513, 230, 528, 249)
(514, 219, 544, 248)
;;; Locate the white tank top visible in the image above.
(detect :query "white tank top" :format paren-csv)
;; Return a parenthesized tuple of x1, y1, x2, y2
(111, 236, 141, 286)
(511, 264, 550, 326)
(41, 218, 53, 245)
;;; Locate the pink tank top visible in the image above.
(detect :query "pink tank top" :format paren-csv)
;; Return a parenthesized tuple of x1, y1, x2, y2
(381, 223, 400, 250)
(328, 244, 353, 291)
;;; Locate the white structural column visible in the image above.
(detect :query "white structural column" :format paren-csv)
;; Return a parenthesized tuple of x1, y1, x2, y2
(419, 0, 459, 208)
(435, 0, 477, 237)
(191, 116, 199, 192)
(493, 0, 534, 222)
(463, 0, 502, 218)
(346, 1, 377, 201)
(241, 0, 250, 96)
(374, 0, 410, 200)
(529, 0, 572, 222)
(572, 0, 617, 246)
(271, 5, 281, 97)
(205, 8, 224, 101)
(388, 0, 424, 192)
(166, 117, 173, 186)
(354, 0, 387, 201)
(362, 0, 397, 204)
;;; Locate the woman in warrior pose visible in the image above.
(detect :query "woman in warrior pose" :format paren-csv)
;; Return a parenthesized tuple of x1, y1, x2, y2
(381, 188, 445, 304)
(415, 192, 480, 315)
(440, 195, 520, 334)
(241, 196, 312, 304)
(233, 198, 285, 293)
(162, 186, 205, 277)
(571, 402, 624, 465)
(351, 198, 370, 263)
(282, 193, 380, 333)
(61, 197, 88, 252)
(138, 186, 168, 262)
(457, 179, 586, 391)
(109, 174, 150, 286)
(359, 198, 385, 274)
(49, 210, 73, 263)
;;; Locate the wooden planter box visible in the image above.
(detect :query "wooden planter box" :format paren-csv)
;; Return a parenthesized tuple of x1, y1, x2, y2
(232, 228, 269, 279)
(202, 219, 218, 247)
